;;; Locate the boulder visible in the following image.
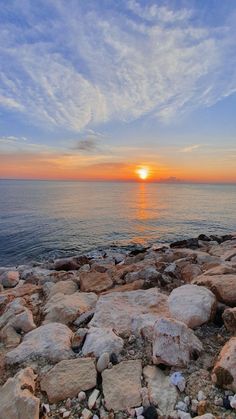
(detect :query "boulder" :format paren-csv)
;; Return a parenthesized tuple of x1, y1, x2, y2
(43, 292, 97, 324)
(90, 288, 169, 335)
(0, 283, 41, 299)
(168, 284, 216, 328)
(153, 318, 203, 367)
(46, 280, 78, 298)
(0, 367, 40, 419)
(180, 264, 202, 283)
(0, 270, 19, 288)
(222, 307, 236, 332)
(6, 322, 74, 365)
(193, 274, 236, 305)
(212, 337, 236, 391)
(102, 360, 142, 411)
(102, 279, 144, 294)
(125, 266, 161, 285)
(82, 327, 124, 357)
(53, 255, 89, 271)
(40, 358, 97, 402)
(80, 271, 113, 293)
(143, 366, 178, 416)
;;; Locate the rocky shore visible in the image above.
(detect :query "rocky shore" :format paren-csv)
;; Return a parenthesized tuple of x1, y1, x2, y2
(0, 233, 236, 419)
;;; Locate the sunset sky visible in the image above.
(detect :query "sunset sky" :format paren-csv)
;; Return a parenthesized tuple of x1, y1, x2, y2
(0, 0, 236, 182)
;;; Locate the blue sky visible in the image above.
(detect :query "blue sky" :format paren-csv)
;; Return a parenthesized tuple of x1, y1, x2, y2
(0, 0, 236, 181)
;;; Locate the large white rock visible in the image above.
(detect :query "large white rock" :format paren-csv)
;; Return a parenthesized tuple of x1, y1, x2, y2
(212, 337, 236, 392)
(193, 274, 236, 305)
(40, 358, 97, 402)
(153, 318, 203, 367)
(143, 366, 178, 416)
(168, 284, 216, 328)
(6, 322, 74, 365)
(43, 292, 97, 324)
(82, 327, 124, 357)
(90, 288, 169, 335)
(0, 367, 40, 419)
(102, 360, 142, 411)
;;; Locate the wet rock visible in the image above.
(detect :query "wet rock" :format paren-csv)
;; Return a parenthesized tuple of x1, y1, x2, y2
(193, 274, 236, 305)
(40, 358, 97, 403)
(82, 327, 124, 357)
(212, 337, 236, 391)
(53, 255, 89, 271)
(143, 365, 178, 416)
(170, 238, 199, 249)
(0, 270, 19, 288)
(102, 360, 142, 411)
(6, 322, 74, 365)
(153, 317, 203, 367)
(80, 271, 113, 293)
(96, 352, 110, 373)
(0, 367, 40, 419)
(168, 284, 216, 328)
(222, 307, 236, 332)
(90, 288, 169, 335)
(43, 292, 97, 324)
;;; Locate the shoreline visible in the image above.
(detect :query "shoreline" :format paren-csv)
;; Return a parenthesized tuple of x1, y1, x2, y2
(0, 232, 236, 418)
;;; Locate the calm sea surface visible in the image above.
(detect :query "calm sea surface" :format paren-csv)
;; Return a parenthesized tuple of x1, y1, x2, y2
(0, 180, 235, 266)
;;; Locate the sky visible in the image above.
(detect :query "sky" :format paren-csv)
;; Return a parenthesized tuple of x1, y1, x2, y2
(0, 0, 236, 182)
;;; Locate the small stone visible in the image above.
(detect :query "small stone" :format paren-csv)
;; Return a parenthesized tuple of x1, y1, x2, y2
(214, 396, 223, 406)
(170, 372, 186, 392)
(135, 406, 144, 416)
(71, 328, 87, 351)
(184, 396, 190, 406)
(78, 391, 86, 402)
(0, 270, 19, 288)
(97, 352, 110, 373)
(59, 407, 67, 413)
(230, 394, 236, 409)
(223, 396, 232, 409)
(175, 401, 188, 412)
(143, 405, 158, 419)
(65, 398, 72, 409)
(93, 415, 99, 419)
(128, 334, 136, 344)
(110, 352, 119, 365)
(197, 400, 207, 415)
(141, 387, 150, 407)
(137, 416, 144, 419)
(81, 408, 93, 419)
(197, 390, 206, 401)
(63, 412, 71, 418)
(191, 399, 199, 413)
(88, 389, 100, 409)
(42, 403, 50, 414)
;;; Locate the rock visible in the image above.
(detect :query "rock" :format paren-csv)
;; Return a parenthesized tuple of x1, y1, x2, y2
(143, 405, 158, 419)
(195, 415, 216, 419)
(97, 352, 110, 373)
(212, 337, 236, 391)
(230, 394, 236, 408)
(222, 307, 236, 332)
(71, 328, 87, 350)
(40, 358, 97, 403)
(46, 280, 78, 298)
(125, 266, 161, 285)
(0, 270, 19, 288)
(6, 322, 74, 365)
(74, 309, 95, 327)
(185, 369, 212, 399)
(80, 271, 113, 293)
(143, 366, 178, 416)
(81, 408, 93, 419)
(0, 367, 40, 419)
(0, 283, 41, 299)
(197, 390, 207, 401)
(193, 274, 236, 305)
(176, 401, 188, 411)
(43, 292, 97, 324)
(102, 279, 144, 294)
(82, 327, 124, 357)
(180, 263, 202, 283)
(78, 391, 86, 402)
(168, 284, 216, 328)
(102, 360, 142, 411)
(88, 388, 100, 409)
(153, 317, 203, 367)
(170, 372, 186, 392)
(53, 255, 89, 271)
(90, 288, 169, 335)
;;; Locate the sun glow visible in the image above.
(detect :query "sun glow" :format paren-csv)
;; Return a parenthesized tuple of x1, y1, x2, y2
(137, 167, 149, 180)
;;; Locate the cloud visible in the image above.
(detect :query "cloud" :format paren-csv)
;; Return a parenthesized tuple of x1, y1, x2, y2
(180, 144, 201, 153)
(0, 0, 235, 132)
(73, 137, 98, 152)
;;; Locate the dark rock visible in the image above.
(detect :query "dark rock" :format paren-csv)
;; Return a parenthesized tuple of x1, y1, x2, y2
(223, 396, 232, 410)
(129, 245, 148, 256)
(170, 238, 199, 250)
(110, 352, 119, 365)
(53, 255, 89, 271)
(143, 405, 158, 419)
(198, 234, 211, 242)
(214, 302, 228, 327)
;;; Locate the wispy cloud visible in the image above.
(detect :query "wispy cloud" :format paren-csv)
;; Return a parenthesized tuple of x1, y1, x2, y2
(180, 144, 201, 153)
(0, 0, 235, 133)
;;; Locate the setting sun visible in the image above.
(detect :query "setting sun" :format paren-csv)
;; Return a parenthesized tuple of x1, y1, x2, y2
(137, 167, 149, 180)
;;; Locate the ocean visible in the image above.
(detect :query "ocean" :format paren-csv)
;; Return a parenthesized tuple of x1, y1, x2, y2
(0, 180, 235, 266)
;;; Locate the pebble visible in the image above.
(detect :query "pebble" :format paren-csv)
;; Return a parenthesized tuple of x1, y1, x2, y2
(88, 389, 100, 409)
(177, 412, 191, 419)
(63, 412, 71, 418)
(223, 396, 232, 410)
(170, 372, 186, 392)
(230, 394, 236, 409)
(59, 407, 67, 414)
(214, 396, 223, 406)
(78, 391, 86, 402)
(93, 416, 99, 419)
(42, 403, 50, 414)
(191, 399, 198, 413)
(65, 398, 72, 409)
(184, 396, 190, 406)
(137, 416, 144, 419)
(97, 352, 110, 373)
(143, 405, 158, 419)
(110, 352, 119, 365)
(197, 400, 207, 415)
(128, 334, 136, 344)
(175, 401, 188, 412)
(197, 390, 207, 401)
(81, 408, 93, 419)
(135, 406, 144, 416)
(141, 387, 150, 407)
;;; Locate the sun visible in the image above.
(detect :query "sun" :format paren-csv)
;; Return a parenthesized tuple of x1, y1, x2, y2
(136, 167, 149, 180)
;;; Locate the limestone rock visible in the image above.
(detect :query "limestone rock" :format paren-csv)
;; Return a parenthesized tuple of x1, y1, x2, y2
(80, 271, 113, 293)
(143, 366, 178, 416)
(40, 358, 97, 402)
(90, 288, 169, 335)
(193, 274, 236, 305)
(82, 327, 124, 357)
(222, 307, 236, 332)
(43, 292, 97, 324)
(168, 284, 216, 328)
(6, 322, 74, 365)
(0, 367, 40, 419)
(153, 317, 203, 367)
(102, 360, 142, 411)
(0, 270, 19, 288)
(212, 337, 236, 391)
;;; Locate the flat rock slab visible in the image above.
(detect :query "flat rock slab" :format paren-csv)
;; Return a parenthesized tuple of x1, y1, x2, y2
(143, 365, 178, 416)
(82, 326, 124, 357)
(102, 360, 142, 411)
(212, 337, 236, 392)
(43, 292, 97, 324)
(90, 288, 169, 335)
(0, 367, 40, 419)
(40, 358, 97, 402)
(80, 271, 113, 293)
(153, 317, 203, 367)
(6, 322, 74, 365)
(193, 274, 236, 305)
(168, 284, 216, 328)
